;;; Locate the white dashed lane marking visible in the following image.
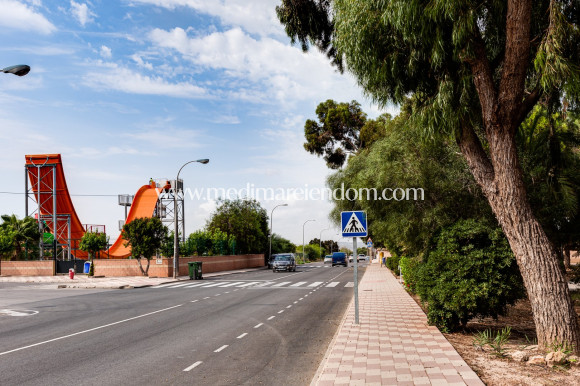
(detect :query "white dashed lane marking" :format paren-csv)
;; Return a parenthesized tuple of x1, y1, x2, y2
(214, 345, 228, 353)
(237, 333, 248, 339)
(183, 361, 202, 372)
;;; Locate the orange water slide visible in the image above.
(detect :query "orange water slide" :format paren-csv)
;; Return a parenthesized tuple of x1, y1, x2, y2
(107, 184, 160, 258)
(25, 154, 161, 259)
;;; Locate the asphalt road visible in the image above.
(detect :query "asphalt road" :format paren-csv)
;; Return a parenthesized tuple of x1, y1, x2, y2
(0, 262, 366, 385)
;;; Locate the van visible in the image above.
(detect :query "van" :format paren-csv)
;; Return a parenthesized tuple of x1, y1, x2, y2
(332, 252, 348, 267)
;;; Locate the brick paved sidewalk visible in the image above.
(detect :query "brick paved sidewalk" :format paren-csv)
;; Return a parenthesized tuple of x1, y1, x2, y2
(312, 263, 483, 386)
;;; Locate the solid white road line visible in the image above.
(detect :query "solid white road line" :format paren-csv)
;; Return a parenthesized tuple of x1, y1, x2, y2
(237, 333, 248, 339)
(0, 304, 183, 357)
(183, 361, 202, 372)
(254, 323, 263, 328)
(289, 281, 307, 287)
(271, 282, 291, 287)
(308, 282, 323, 287)
(214, 345, 228, 353)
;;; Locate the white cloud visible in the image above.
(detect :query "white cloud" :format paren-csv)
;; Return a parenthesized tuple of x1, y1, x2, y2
(122, 127, 204, 149)
(148, 27, 367, 108)
(210, 114, 240, 124)
(99, 45, 112, 58)
(70, 1, 96, 27)
(82, 62, 208, 98)
(131, 0, 282, 37)
(0, 0, 56, 34)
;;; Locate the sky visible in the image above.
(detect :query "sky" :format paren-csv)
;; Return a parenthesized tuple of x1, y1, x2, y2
(0, 0, 394, 247)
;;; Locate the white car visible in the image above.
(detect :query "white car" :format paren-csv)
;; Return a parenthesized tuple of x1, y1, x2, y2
(349, 255, 354, 262)
(357, 254, 366, 262)
(323, 255, 333, 264)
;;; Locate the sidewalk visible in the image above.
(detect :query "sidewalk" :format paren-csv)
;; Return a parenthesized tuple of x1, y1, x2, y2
(0, 267, 267, 289)
(312, 263, 483, 386)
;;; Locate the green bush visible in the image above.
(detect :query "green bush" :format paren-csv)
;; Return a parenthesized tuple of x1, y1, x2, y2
(399, 256, 421, 293)
(386, 255, 400, 272)
(416, 219, 526, 332)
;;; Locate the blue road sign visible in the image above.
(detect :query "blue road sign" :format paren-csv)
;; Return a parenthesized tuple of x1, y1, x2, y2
(341, 211, 367, 237)
(367, 241, 373, 248)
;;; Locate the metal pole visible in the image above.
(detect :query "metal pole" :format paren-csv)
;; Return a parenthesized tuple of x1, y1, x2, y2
(353, 236, 359, 324)
(37, 166, 43, 259)
(24, 166, 28, 217)
(181, 192, 185, 243)
(173, 184, 178, 279)
(52, 167, 57, 260)
(319, 227, 329, 260)
(173, 159, 209, 279)
(302, 219, 315, 264)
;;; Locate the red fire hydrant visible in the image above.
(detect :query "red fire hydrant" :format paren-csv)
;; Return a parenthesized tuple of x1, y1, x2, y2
(69, 268, 75, 280)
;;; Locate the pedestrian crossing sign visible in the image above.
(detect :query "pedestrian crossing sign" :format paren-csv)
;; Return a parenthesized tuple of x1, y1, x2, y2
(341, 211, 367, 237)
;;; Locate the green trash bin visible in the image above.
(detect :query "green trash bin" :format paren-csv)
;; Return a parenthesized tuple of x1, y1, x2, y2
(188, 262, 195, 280)
(194, 261, 203, 280)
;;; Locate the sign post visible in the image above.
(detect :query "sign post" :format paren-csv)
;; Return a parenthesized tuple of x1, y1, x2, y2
(341, 211, 367, 325)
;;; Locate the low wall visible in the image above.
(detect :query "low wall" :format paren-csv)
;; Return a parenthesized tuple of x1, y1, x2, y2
(0, 260, 55, 276)
(93, 254, 265, 277)
(178, 254, 265, 276)
(0, 255, 265, 277)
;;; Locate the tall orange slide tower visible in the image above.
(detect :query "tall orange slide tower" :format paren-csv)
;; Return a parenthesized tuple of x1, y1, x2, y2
(25, 154, 177, 259)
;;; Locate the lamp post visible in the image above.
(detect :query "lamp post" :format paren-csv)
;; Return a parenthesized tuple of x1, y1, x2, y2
(173, 159, 209, 279)
(269, 203, 288, 266)
(0, 64, 29, 276)
(319, 227, 330, 260)
(302, 219, 315, 264)
(2, 64, 30, 77)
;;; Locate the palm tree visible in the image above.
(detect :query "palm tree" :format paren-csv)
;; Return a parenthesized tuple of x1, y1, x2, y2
(0, 215, 40, 260)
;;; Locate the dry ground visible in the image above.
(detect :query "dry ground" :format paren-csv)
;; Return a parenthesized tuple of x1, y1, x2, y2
(405, 280, 580, 385)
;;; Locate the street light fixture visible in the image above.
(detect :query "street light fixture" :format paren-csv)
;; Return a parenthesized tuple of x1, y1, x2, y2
(2, 65, 30, 77)
(302, 219, 315, 264)
(173, 159, 209, 279)
(319, 227, 330, 260)
(269, 203, 288, 266)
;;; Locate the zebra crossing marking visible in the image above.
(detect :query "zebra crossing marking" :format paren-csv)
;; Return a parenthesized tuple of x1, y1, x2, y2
(271, 282, 291, 287)
(308, 282, 323, 287)
(345, 282, 354, 287)
(290, 281, 307, 287)
(326, 282, 339, 287)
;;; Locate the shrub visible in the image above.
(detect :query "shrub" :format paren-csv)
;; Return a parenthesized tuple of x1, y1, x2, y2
(399, 256, 421, 293)
(386, 255, 400, 272)
(415, 219, 526, 332)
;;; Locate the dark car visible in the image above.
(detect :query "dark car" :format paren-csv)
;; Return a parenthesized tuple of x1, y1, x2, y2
(272, 253, 296, 272)
(332, 252, 348, 267)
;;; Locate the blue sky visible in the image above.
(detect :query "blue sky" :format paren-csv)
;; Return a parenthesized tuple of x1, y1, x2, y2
(0, 0, 393, 246)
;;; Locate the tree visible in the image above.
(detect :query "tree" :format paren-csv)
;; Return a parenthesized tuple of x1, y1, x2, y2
(122, 217, 168, 276)
(271, 234, 296, 255)
(79, 232, 108, 264)
(304, 100, 365, 168)
(309, 238, 339, 256)
(206, 199, 269, 255)
(0, 215, 40, 260)
(278, 0, 580, 351)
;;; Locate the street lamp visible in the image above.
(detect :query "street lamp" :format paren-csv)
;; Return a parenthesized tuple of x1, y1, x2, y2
(302, 219, 315, 264)
(269, 203, 288, 266)
(2, 65, 30, 77)
(319, 227, 330, 260)
(173, 158, 209, 279)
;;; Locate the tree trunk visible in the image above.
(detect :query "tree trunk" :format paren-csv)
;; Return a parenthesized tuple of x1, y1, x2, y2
(136, 258, 150, 276)
(460, 125, 580, 353)
(564, 247, 571, 270)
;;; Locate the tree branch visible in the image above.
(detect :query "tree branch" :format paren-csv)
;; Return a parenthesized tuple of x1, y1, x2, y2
(456, 124, 496, 194)
(498, 0, 533, 132)
(515, 87, 542, 128)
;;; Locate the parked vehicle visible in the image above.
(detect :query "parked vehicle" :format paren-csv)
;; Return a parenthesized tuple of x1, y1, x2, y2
(357, 254, 366, 262)
(272, 253, 296, 272)
(349, 255, 354, 262)
(323, 255, 333, 264)
(332, 252, 348, 267)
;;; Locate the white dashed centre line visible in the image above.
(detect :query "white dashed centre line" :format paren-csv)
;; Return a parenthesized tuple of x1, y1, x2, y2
(237, 333, 248, 339)
(203, 297, 210, 299)
(267, 316, 275, 320)
(299, 298, 304, 300)
(214, 345, 228, 353)
(293, 301, 298, 304)
(190, 300, 198, 303)
(183, 361, 202, 372)
(278, 310, 284, 314)
(254, 323, 263, 328)
(215, 294, 221, 296)
(286, 305, 292, 309)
